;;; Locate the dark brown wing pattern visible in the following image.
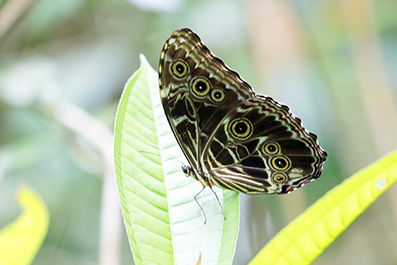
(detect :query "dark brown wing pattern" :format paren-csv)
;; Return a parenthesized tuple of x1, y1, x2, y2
(159, 28, 254, 172)
(159, 28, 327, 194)
(203, 96, 327, 194)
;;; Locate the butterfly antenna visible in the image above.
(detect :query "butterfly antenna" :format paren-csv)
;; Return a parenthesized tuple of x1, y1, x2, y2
(209, 186, 226, 221)
(194, 186, 207, 224)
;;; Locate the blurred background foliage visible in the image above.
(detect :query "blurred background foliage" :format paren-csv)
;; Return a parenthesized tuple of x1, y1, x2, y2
(0, 0, 396, 264)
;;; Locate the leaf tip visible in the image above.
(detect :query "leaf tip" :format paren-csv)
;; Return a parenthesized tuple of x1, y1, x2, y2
(139, 54, 149, 67)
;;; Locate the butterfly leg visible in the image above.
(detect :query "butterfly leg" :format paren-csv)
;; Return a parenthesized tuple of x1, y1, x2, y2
(209, 186, 226, 221)
(194, 185, 227, 224)
(194, 186, 207, 224)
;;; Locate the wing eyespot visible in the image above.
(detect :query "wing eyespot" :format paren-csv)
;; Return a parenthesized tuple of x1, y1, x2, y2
(191, 76, 211, 97)
(210, 88, 225, 103)
(271, 156, 290, 171)
(229, 118, 253, 140)
(171, 59, 189, 78)
(272, 173, 288, 184)
(264, 142, 280, 155)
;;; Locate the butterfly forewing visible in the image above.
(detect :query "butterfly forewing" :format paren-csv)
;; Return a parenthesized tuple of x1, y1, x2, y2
(159, 28, 254, 172)
(159, 28, 327, 194)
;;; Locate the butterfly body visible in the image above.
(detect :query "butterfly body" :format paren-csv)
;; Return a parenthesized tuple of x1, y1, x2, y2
(159, 28, 327, 195)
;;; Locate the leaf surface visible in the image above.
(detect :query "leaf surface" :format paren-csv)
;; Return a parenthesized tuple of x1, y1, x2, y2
(249, 151, 397, 265)
(0, 187, 49, 265)
(114, 55, 240, 265)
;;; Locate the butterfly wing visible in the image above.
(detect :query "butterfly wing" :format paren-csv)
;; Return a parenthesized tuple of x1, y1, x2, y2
(159, 28, 254, 171)
(159, 28, 327, 193)
(202, 96, 327, 194)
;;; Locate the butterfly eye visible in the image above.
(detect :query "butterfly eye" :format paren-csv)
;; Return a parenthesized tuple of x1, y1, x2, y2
(171, 59, 189, 78)
(271, 156, 290, 171)
(272, 173, 287, 183)
(210, 88, 225, 103)
(229, 118, 253, 140)
(191, 77, 211, 97)
(264, 142, 279, 155)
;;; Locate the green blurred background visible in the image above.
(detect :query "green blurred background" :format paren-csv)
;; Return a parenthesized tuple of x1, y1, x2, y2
(0, 0, 396, 264)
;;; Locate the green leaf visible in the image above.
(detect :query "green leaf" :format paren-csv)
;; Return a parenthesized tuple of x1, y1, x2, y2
(114, 55, 240, 265)
(0, 186, 50, 265)
(249, 151, 397, 265)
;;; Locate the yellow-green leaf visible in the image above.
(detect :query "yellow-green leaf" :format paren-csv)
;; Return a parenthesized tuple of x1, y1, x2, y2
(0, 187, 50, 265)
(249, 151, 397, 265)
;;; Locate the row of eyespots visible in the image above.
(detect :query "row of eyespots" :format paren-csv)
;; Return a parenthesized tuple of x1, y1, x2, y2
(226, 120, 290, 184)
(263, 142, 291, 184)
(170, 59, 226, 103)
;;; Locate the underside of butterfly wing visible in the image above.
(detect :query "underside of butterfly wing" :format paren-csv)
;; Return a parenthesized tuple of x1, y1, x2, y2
(159, 28, 254, 173)
(159, 28, 327, 194)
(203, 96, 327, 194)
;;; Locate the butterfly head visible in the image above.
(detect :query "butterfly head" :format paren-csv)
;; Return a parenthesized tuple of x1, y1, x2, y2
(182, 165, 194, 178)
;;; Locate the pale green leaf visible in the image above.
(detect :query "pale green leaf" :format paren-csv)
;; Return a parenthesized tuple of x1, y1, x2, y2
(114, 55, 240, 265)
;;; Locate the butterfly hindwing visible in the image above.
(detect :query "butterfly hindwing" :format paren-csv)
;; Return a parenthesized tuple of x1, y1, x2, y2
(202, 96, 326, 194)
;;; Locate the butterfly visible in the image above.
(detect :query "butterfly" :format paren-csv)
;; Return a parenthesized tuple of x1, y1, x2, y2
(158, 28, 327, 219)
